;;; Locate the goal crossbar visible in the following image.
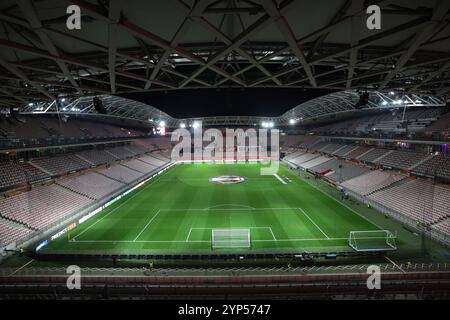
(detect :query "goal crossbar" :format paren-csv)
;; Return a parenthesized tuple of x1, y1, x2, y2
(349, 230, 397, 252)
(212, 229, 251, 249)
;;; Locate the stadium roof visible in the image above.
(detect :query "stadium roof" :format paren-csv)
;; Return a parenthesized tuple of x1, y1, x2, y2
(20, 90, 446, 126)
(0, 0, 450, 108)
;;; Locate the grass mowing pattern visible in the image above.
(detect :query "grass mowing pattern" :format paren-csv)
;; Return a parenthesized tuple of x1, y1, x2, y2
(42, 163, 384, 254)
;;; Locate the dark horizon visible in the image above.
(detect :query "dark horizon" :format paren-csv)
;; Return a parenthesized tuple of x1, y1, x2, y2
(122, 88, 334, 118)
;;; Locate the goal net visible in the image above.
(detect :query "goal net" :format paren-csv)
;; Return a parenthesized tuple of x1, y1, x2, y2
(211, 229, 251, 249)
(348, 230, 397, 252)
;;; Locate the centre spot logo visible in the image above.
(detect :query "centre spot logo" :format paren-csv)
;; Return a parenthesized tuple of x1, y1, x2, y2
(209, 176, 246, 184)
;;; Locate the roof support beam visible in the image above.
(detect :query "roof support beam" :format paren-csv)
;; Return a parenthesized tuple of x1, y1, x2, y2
(0, 37, 176, 90)
(192, 16, 282, 86)
(17, 0, 82, 95)
(178, 14, 276, 88)
(346, 0, 365, 89)
(409, 58, 450, 92)
(0, 87, 28, 104)
(108, 0, 123, 93)
(378, 0, 450, 90)
(68, 0, 243, 88)
(144, 0, 215, 89)
(260, 0, 316, 87)
(249, 15, 432, 86)
(0, 57, 54, 100)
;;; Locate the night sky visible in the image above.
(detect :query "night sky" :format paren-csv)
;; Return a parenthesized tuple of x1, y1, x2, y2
(123, 88, 334, 118)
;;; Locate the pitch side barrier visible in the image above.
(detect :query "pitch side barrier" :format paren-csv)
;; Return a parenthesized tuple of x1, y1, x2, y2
(34, 248, 387, 266)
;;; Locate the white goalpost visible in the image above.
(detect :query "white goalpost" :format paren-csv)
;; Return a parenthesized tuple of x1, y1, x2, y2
(211, 229, 251, 249)
(349, 230, 397, 252)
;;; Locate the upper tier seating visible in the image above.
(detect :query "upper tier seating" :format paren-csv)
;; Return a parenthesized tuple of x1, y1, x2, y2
(281, 135, 303, 148)
(413, 154, 450, 180)
(425, 112, 450, 131)
(341, 170, 406, 196)
(299, 136, 321, 149)
(368, 179, 450, 225)
(378, 150, 430, 170)
(0, 116, 146, 142)
(31, 154, 90, 176)
(0, 184, 91, 230)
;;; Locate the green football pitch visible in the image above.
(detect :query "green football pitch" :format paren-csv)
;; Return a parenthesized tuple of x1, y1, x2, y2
(40, 163, 393, 255)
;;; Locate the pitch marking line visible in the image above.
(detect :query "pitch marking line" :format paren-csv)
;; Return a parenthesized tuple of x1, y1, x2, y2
(186, 227, 277, 242)
(299, 172, 385, 231)
(273, 173, 287, 184)
(69, 237, 348, 244)
(133, 209, 161, 242)
(71, 172, 165, 241)
(298, 208, 330, 239)
(204, 204, 254, 210)
(159, 207, 296, 212)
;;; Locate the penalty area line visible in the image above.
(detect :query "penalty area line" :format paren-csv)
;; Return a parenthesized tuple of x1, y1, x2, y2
(70, 172, 166, 241)
(133, 210, 162, 242)
(298, 208, 330, 239)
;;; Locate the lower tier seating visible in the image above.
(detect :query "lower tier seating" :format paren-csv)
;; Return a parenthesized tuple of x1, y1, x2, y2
(341, 170, 406, 196)
(368, 179, 450, 225)
(0, 184, 91, 230)
(0, 221, 33, 246)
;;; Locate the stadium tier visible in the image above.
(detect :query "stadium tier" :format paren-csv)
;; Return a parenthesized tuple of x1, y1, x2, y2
(309, 159, 370, 182)
(341, 170, 407, 196)
(96, 164, 143, 184)
(332, 145, 358, 157)
(30, 154, 91, 176)
(357, 148, 392, 163)
(56, 172, 123, 200)
(346, 146, 373, 160)
(300, 156, 331, 169)
(0, 221, 33, 247)
(368, 179, 450, 225)
(122, 159, 157, 173)
(76, 149, 119, 166)
(413, 154, 450, 180)
(0, 184, 91, 230)
(378, 150, 430, 170)
(104, 146, 137, 160)
(288, 153, 319, 166)
(0, 161, 49, 189)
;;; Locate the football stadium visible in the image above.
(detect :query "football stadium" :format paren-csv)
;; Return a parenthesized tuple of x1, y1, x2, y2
(0, 0, 449, 302)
